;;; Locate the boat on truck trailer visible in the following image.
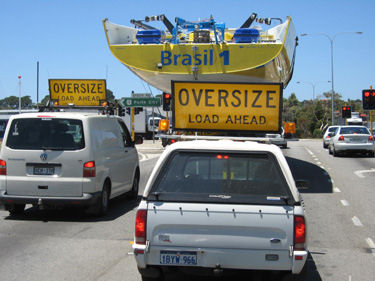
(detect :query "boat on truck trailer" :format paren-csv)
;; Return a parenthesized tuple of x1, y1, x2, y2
(103, 13, 297, 93)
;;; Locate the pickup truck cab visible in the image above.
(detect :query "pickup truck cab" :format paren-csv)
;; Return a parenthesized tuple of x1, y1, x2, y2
(133, 140, 307, 280)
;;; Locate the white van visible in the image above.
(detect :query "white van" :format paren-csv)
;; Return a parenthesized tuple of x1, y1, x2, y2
(0, 112, 141, 216)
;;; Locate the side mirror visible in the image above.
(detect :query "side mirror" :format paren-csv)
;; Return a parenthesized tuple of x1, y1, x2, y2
(295, 180, 310, 190)
(134, 135, 143, 145)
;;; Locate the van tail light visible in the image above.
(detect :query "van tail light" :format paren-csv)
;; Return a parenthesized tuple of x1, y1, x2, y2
(135, 209, 147, 245)
(83, 161, 96, 177)
(0, 159, 6, 175)
(294, 215, 306, 250)
(338, 135, 344, 141)
(369, 135, 374, 141)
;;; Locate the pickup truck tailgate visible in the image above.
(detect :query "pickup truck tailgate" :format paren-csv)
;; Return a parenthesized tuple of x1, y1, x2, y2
(146, 202, 294, 270)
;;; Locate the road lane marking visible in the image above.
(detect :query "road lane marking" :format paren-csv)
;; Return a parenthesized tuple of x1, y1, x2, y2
(354, 169, 375, 178)
(333, 187, 341, 193)
(320, 165, 325, 169)
(305, 148, 313, 155)
(138, 153, 146, 162)
(340, 200, 349, 206)
(352, 216, 363, 227)
(317, 161, 322, 165)
(366, 238, 375, 257)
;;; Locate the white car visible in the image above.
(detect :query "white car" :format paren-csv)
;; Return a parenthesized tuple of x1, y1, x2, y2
(328, 125, 374, 157)
(266, 133, 287, 148)
(133, 140, 308, 280)
(322, 126, 339, 148)
(0, 112, 141, 215)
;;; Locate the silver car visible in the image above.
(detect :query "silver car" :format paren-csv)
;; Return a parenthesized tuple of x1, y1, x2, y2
(266, 133, 287, 148)
(328, 126, 375, 157)
(322, 126, 339, 148)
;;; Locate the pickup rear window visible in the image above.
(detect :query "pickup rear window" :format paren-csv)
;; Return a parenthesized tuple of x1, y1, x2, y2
(6, 118, 85, 150)
(149, 151, 293, 205)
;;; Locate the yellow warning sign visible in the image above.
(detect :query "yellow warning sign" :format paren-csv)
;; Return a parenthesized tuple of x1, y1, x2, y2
(49, 79, 106, 106)
(172, 81, 282, 132)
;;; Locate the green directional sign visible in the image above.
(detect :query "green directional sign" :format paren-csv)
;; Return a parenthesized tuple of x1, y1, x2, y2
(120, 97, 161, 107)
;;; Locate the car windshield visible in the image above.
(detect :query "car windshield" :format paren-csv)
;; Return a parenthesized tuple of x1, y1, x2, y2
(6, 118, 85, 150)
(339, 127, 369, 135)
(149, 151, 293, 205)
(328, 127, 337, 132)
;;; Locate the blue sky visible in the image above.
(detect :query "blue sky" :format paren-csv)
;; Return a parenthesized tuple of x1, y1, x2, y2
(1, 0, 373, 103)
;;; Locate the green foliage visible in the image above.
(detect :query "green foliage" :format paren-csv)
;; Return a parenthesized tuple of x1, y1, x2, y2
(106, 89, 115, 102)
(284, 91, 366, 138)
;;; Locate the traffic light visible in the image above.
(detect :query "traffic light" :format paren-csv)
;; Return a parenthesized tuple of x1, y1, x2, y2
(362, 89, 375, 110)
(126, 108, 131, 115)
(162, 92, 172, 111)
(341, 106, 352, 118)
(119, 107, 126, 116)
(134, 107, 143, 114)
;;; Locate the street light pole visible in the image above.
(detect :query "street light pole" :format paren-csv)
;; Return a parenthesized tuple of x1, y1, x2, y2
(296, 80, 331, 101)
(301, 32, 362, 125)
(18, 75, 22, 114)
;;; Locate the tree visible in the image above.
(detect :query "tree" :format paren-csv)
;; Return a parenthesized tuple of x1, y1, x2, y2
(106, 89, 115, 102)
(21, 96, 33, 108)
(40, 95, 50, 106)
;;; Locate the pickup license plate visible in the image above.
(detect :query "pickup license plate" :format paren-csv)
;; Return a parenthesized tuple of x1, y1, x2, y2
(34, 167, 55, 175)
(160, 251, 197, 265)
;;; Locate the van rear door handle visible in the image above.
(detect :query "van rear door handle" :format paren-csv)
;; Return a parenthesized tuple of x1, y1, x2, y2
(270, 238, 281, 243)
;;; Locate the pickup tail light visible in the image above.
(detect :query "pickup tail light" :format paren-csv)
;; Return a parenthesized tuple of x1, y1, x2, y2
(0, 159, 6, 175)
(135, 209, 147, 245)
(294, 215, 306, 250)
(369, 135, 374, 141)
(83, 161, 96, 177)
(338, 136, 344, 141)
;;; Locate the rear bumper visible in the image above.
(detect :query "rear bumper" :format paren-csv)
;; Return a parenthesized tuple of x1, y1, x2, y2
(133, 244, 307, 274)
(0, 190, 101, 207)
(335, 143, 374, 152)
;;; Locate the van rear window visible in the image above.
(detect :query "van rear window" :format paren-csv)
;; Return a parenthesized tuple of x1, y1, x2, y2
(149, 151, 293, 205)
(6, 118, 85, 150)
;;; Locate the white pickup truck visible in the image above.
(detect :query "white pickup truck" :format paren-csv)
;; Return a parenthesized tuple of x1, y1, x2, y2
(133, 140, 308, 280)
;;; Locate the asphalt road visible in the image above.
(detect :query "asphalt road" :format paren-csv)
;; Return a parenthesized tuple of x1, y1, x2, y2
(0, 139, 374, 281)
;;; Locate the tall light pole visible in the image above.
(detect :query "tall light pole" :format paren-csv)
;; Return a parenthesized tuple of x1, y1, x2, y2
(301, 32, 362, 125)
(18, 75, 22, 113)
(296, 80, 331, 101)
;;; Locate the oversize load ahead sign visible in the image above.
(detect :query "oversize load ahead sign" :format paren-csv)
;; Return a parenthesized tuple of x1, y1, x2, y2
(172, 81, 282, 132)
(49, 79, 106, 106)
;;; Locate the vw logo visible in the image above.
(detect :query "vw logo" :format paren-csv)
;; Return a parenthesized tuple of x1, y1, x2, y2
(40, 153, 48, 161)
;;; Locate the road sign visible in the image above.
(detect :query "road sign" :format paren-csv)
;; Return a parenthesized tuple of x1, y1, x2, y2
(172, 81, 282, 133)
(120, 97, 161, 107)
(131, 93, 152, 98)
(49, 79, 106, 106)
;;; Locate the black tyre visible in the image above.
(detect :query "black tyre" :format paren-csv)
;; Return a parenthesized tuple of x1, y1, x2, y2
(128, 173, 139, 199)
(328, 145, 332, 155)
(323, 143, 328, 149)
(368, 151, 375, 157)
(91, 182, 110, 216)
(333, 146, 338, 157)
(6, 204, 25, 215)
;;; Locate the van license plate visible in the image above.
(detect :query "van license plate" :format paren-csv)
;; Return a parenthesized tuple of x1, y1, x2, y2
(34, 167, 54, 175)
(160, 251, 197, 265)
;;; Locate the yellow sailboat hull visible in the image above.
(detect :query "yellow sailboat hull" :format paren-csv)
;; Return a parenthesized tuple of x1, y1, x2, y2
(103, 17, 296, 92)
